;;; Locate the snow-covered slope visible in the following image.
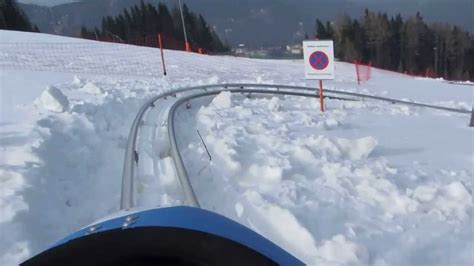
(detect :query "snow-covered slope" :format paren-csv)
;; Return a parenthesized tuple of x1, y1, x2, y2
(1, 30, 473, 265)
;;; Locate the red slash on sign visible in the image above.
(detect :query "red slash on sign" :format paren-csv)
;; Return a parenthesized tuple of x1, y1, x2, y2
(309, 51, 329, 70)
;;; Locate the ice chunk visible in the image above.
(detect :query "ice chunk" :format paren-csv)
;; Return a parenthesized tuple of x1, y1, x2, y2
(72, 75, 82, 85)
(81, 82, 104, 95)
(413, 185, 437, 202)
(211, 91, 232, 109)
(235, 202, 244, 217)
(34, 86, 69, 112)
(267, 97, 281, 111)
(434, 182, 472, 220)
(336, 136, 378, 160)
(316, 235, 369, 265)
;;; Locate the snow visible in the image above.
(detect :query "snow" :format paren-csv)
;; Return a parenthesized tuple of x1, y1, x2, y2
(34, 86, 69, 112)
(1, 30, 473, 266)
(177, 93, 473, 265)
(80, 82, 105, 95)
(316, 235, 369, 266)
(210, 90, 232, 109)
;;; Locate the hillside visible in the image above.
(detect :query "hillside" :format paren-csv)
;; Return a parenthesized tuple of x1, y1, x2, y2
(0, 30, 473, 265)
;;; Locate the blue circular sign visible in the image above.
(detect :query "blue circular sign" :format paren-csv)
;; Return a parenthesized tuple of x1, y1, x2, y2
(309, 51, 329, 70)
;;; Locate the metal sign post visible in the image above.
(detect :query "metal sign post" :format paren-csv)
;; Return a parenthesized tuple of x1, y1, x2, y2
(303, 40, 335, 112)
(178, 0, 191, 52)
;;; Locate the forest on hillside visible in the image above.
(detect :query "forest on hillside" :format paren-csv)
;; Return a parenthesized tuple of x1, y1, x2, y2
(315, 10, 474, 80)
(0, 0, 38, 32)
(80, 1, 228, 53)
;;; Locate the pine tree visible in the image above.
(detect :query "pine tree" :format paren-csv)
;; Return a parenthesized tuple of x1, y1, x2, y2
(158, 3, 174, 36)
(315, 10, 473, 80)
(315, 19, 326, 39)
(0, 0, 38, 32)
(197, 15, 213, 50)
(79, 1, 227, 52)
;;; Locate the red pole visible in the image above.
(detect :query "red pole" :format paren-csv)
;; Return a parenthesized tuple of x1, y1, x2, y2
(158, 33, 167, 76)
(185, 42, 192, 52)
(319, 80, 325, 112)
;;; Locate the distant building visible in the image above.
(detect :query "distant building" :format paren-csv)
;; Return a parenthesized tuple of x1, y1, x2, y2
(234, 44, 248, 55)
(286, 44, 303, 55)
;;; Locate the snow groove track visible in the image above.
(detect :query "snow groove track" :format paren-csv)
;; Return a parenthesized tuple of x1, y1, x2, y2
(121, 83, 471, 210)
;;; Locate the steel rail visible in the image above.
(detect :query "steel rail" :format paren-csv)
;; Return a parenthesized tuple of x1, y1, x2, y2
(121, 83, 471, 209)
(121, 84, 318, 209)
(121, 85, 220, 209)
(218, 84, 471, 114)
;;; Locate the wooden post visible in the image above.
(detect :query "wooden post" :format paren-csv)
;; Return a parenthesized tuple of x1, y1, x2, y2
(319, 80, 325, 112)
(158, 33, 167, 76)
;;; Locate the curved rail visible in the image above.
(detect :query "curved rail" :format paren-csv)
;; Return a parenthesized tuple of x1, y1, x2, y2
(121, 83, 471, 209)
(121, 84, 319, 209)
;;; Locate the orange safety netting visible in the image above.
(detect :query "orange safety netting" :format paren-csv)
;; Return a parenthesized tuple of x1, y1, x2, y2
(90, 33, 205, 54)
(354, 61, 372, 84)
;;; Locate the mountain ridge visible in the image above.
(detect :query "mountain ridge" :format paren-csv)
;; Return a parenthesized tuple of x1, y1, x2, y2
(19, 0, 473, 47)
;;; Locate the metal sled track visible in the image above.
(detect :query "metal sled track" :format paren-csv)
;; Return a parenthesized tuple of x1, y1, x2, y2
(121, 83, 471, 210)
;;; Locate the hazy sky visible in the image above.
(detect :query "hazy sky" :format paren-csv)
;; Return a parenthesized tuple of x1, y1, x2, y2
(19, 0, 470, 6)
(18, 0, 79, 6)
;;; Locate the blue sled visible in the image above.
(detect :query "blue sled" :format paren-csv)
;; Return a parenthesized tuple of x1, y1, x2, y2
(22, 206, 305, 265)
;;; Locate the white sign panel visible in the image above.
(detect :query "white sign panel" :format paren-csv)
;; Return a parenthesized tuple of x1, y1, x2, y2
(303, 40, 335, 80)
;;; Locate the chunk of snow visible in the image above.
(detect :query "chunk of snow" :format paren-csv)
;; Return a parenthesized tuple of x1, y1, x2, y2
(247, 164, 283, 184)
(434, 182, 471, 220)
(211, 91, 232, 109)
(356, 179, 419, 215)
(81, 82, 104, 95)
(336, 136, 378, 160)
(207, 75, 219, 84)
(244, 191, 318, 260)
(72, 75, 82, 85)
(34, 86, 69, 112)
(235, 202, 244, 217)
(267, 97, 282, 111)
(316, 235, 369, 265)
(413, 185, 438, 202)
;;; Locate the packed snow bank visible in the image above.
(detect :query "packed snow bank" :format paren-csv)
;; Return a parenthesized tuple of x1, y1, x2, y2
(412, 181, 472, 221)
(0, 79, 145, 265)
(175, 92, 473, 265)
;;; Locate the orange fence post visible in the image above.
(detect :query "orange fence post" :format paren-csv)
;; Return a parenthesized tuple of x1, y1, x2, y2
(185, 42, 192, 52)
(158, 33, 167, 76)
